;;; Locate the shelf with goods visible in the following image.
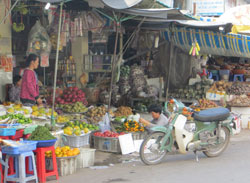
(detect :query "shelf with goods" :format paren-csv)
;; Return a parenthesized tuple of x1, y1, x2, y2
(83, 54, 113, 73)
(58, 57, 76, 87)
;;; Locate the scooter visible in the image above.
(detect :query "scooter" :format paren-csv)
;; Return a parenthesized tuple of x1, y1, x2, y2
(140, 99, 235, 165)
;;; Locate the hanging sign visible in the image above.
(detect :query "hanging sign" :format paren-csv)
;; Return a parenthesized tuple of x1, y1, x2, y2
(192, 0, 225, 16)
(0, 55, 13, 72)
(40, 53, 49, 67)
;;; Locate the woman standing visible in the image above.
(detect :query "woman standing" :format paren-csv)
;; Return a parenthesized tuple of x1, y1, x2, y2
(20, 54, 42, 106)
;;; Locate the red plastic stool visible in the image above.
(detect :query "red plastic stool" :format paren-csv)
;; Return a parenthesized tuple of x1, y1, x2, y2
(0, 162, 3, 183)
(33, 146, 59, 183)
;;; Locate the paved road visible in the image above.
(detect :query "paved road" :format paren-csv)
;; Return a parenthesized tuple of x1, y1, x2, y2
(51, 130, 250, 183)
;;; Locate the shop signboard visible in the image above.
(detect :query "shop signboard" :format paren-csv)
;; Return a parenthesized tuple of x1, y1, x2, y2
(192, 0, 225, 16)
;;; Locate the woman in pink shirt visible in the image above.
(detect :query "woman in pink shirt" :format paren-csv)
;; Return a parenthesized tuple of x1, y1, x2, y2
(20, 54, 42, 106)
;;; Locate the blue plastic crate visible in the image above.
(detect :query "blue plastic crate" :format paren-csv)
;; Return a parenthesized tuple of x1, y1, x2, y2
(0, 128, 16, 136)
(26, 139, 57, 148)
(0, 123, 20, 127)
(2, 141, 37, 155)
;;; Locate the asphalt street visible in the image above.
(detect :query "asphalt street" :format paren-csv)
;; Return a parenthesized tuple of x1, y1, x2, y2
(51, 130, 250, 183)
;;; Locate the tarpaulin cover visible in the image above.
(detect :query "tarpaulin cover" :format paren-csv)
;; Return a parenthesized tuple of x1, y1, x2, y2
(163, 26, 250, 58)
(217, 5, 250, 34)
(153, 42, 192, 90)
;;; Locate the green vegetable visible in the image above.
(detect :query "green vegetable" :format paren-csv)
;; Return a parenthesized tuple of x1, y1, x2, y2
(28, 126, 56, 141)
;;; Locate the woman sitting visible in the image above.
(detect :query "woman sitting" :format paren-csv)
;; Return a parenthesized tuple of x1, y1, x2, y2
(9, 75, 22, 103)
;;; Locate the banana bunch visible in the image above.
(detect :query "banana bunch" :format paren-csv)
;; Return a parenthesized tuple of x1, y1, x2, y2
(13, 23, 25, 32)
(14, 3, 28, 15)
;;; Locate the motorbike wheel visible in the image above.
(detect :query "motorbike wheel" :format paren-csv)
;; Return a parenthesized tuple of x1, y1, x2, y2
(203, 127, 230, 157)
(140, 132, 167, 165)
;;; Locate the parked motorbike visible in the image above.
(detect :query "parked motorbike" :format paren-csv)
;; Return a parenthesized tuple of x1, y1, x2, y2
(140, 99, 236, 165)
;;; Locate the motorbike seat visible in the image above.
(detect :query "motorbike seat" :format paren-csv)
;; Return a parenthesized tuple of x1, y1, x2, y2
(193, 107, 230, 122)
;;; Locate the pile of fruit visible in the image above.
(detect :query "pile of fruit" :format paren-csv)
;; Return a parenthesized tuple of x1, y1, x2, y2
(45, 146, 80, 158)
(64, 121, 99, 131)
(114, 106, 133, 117)
(227, 95, 250, 107)
(56, 115, 70, 123)
(190, 99, 218, 110)
(208, 81, 232, 93)
(61, 102, 88, 113)
(0, 113, 32, 124)
(169, 77, 212, 100)
(3, 101, 13, 106)
(87, 106, 107, 118)
(117, 120, 144, 132)
(55, 87, 88, 105)
(31, 106, 57, 118)
(6, 104, 31, 115)
(28, 126, 56, 141)
(63, 121, 99, 136)
(94, 131, 125, 138)
(86, 106, 110, 123)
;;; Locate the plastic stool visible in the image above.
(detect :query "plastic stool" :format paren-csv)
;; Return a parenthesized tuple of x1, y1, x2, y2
(33, 146, 59, 183)
(233, 74, 244, 82)
(1, 155, 15, 176)
(208, 72, 213, 79)
(211, 73, 220, 81)
(4, 151, 38, 183)
(0, 159, 6, 183)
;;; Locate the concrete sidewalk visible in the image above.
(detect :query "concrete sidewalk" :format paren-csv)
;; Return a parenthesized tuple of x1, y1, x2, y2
(50, 129, 250, 183)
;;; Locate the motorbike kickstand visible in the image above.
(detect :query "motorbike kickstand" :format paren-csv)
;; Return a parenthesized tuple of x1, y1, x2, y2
(194, 151, 199, 162)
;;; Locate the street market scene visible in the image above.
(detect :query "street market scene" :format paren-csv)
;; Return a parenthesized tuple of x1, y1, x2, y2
(1, 0, 250, 182)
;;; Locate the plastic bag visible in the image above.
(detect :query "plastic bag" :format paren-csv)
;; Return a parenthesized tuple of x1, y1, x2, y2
(27, 20, 51, 56)
(99, 113, 111, 133)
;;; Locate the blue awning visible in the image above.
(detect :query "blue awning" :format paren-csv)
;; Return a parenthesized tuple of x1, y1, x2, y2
(164, 26, 250, 58)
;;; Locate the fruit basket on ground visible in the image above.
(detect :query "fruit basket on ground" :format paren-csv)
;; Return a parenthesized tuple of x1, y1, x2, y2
(62, 121, 96, 148)
(45, 146, 80, 158)
(115, 120, 146, 140)
(27, 126, 57, 147)
(93, 131, 126, 153)
(45, 146, 80, 176)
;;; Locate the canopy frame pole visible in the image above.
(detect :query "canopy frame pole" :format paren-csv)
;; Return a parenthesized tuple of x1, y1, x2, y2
(0, 0, 21, 25)
(166, 26, 174, 101)
(51, 2, 64, 126)
(108, 14, 120, 110)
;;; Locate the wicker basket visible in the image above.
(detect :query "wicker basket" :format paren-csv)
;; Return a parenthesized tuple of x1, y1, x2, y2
(62, 133, 90, 148)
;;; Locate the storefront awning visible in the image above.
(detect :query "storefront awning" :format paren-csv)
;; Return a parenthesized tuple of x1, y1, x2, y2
(164, 26, 250, 58)
(102, 0, 142, 9)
